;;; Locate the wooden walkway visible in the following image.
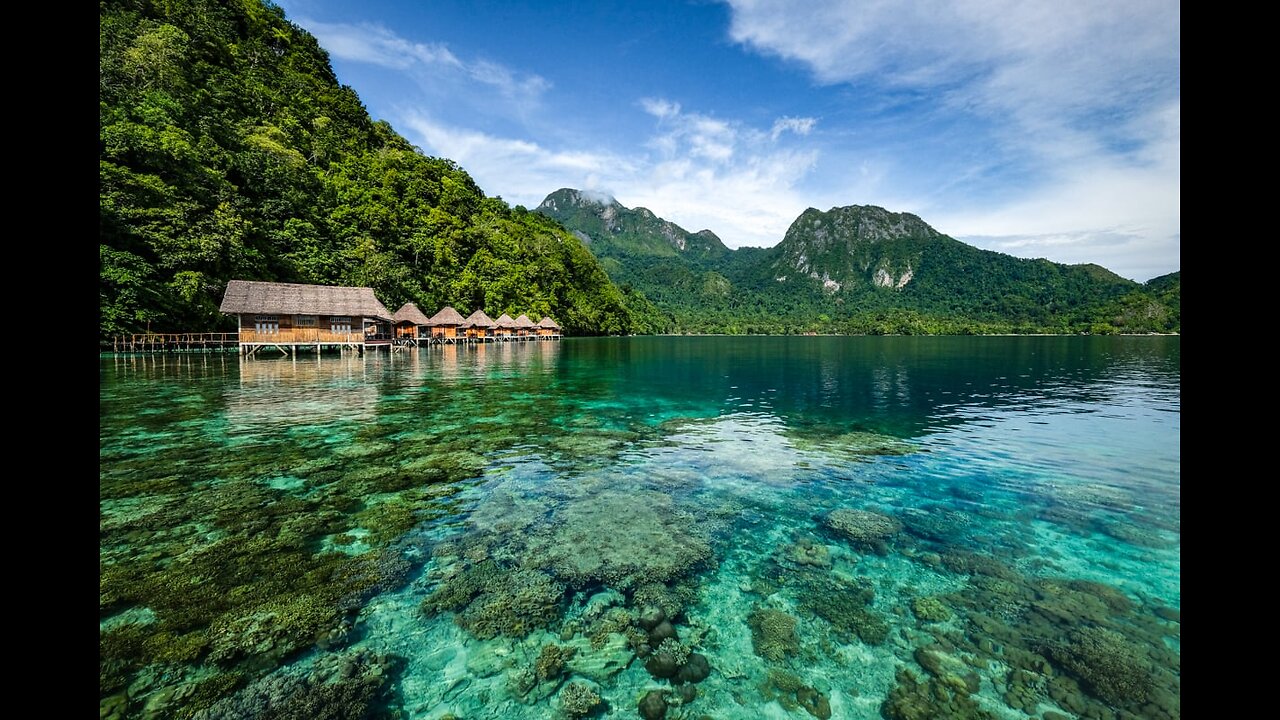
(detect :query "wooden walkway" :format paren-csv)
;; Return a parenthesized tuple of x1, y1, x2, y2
(105, 332, 562, 354)
(107, 333, 240, 354)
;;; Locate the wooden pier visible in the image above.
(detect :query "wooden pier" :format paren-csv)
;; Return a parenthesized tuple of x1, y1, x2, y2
(106, 330, 561, 354)
(107, 333, 240, 354)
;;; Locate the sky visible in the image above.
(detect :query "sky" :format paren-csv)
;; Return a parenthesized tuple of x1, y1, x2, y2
(276, 0, 1179, 282)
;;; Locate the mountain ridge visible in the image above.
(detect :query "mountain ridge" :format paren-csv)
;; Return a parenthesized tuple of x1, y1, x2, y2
(537, 189, 1179, 334)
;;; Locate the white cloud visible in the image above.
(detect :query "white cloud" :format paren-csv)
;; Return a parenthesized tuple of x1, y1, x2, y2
(401, 102, 820, 248)
(401, 113, 636, 206)
(936, 101, 1180, 280)
(576, 189, 617, 205)
(770, 116, 817, 141)
(640, 97, 681, 120)
(299, 20, 549, 106)
(721, 0, 1180, 278)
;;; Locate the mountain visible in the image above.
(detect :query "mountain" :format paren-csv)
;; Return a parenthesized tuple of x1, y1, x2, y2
(537, 188, 729, 260)
(771, 205, 942, 291)
(539, 192, 1180, 334)
(99, 0, 658, 337)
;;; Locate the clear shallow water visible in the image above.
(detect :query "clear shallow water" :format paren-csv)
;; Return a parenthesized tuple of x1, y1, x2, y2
(100, 337, 1180, 720)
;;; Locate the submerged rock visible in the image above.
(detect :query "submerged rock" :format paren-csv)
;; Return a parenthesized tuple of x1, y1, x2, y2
(567, 632, 633, 683)
(648, 619, 677, 646)
(638, 606, 666, 631)
(675, 652, 710, 684)
(638, 690, 667, 720)
(644, 638, 691, 679)
(796, 686, 832, 719)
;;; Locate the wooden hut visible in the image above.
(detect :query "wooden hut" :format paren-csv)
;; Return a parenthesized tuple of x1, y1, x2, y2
(536, 316, 562, 338)
(428, 306, 466, 342)
(392, 303, 432, 340)
(494, 313, 517, 339)
(462, 310, 497, 340)
(219, 280, 393, 355)
(514, 314, 536, 338)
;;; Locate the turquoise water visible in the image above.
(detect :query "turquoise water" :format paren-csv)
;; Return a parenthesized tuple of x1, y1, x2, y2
(100, 337, 1179, 720)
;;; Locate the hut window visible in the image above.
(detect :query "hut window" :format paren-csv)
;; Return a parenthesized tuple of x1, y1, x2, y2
(330, 316, 352, 333)
(295, 314, 317, 327)
(254, 315, 278, 334)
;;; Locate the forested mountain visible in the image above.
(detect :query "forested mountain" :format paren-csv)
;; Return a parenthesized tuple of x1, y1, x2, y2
(539, 191, 1181, 334)
(98, 0, 1177, 340)
(100, 0, 660, 337)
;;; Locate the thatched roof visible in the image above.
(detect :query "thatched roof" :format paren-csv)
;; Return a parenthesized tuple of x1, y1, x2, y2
(495, 313, 517, 328)
(537, 316, 561, 329)
(461, 309, 497, 328)
(393, 302, 431, 326)
(220, 280, 392, 320)
(514, 314, 536, 328)
(428, 306, 466, 325)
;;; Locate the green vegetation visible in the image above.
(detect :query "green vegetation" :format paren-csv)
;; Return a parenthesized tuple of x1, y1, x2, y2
(99, 0, 1176, 339)
(538, 192, 1181, 335)
(100, 0, 657, 338)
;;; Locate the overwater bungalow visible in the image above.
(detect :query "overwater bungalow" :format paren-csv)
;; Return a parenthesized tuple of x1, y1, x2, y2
(428, 306, 466, 343)
(536, 316, 562, 338)
(514, 314, 536, 338)
(494, 313, 517, 339)
(392, 303, 432, 342)
(219, 280, 393, 355)
(462, 310, 497, 340)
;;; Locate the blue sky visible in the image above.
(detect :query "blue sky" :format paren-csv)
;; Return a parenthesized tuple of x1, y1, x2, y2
(277, 0, 1179, 281)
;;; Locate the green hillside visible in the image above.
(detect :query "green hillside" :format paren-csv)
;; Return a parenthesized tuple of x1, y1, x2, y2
(100, 0, 659, 338)
(539, 191, 1180, 334)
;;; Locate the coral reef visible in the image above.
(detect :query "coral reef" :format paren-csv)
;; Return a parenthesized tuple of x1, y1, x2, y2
(536, 643, 578, 681)
(780, 537, 832, 569)
(559, 681, 603, 719)
(899, 505, 973, 542)
(457, 569, 566, 640)
(823, 508, 902, 550)
(631, 581, 699, 622)
(798, 576, 888, 645)
(910, 596, 952, 623)
(421, 559, 566, 639)
(747, 607, 799, 661)
(645, 638, 692, 679)
(758, 670, 830, 717)
(1047, 626, 1155, 706)
(523, 491, 711, 590)
(190, 649, 403, 720)
(881, 668, 994, 720)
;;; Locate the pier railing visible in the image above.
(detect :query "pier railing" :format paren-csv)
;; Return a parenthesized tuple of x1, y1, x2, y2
(108, 333, 240, 351)
(238, 329, 364, 344)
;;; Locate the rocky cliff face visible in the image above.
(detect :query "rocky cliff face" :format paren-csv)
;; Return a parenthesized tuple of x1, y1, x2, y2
(775, 206, 940, 291)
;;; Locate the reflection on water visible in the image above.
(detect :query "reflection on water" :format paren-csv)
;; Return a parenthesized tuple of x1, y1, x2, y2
(100, 337, 1179, 720)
